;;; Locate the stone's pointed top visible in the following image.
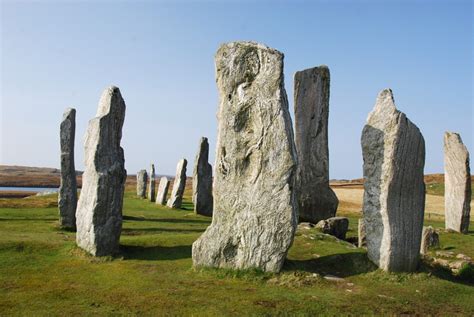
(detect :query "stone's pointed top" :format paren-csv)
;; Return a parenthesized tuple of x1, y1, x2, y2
(444, 131, 464, 144)
(62, 107, 76, 120)
(217, 41, 284, 57)
(374, 88, 396, 112)
(97, 86, 125, 117)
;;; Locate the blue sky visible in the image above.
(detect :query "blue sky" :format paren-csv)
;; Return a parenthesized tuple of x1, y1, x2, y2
(1, 0, 472, 179)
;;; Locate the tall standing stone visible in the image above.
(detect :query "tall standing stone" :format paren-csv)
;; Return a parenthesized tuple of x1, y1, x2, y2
(167, 159, 187, 209)
(358, 218, 366, 248)
(58, 107, 78, 230)
(156, 176, 170, 205)
(444, 132, 471, 233)
(294, 66, 338, 223)
(136, 169, 148, 199)
(361, 88, 425, 272)
(193, 137, 213, 216)
(148, 164, 156, 202)
(76, 86, 127, 256)
(192, 42, 298, 273)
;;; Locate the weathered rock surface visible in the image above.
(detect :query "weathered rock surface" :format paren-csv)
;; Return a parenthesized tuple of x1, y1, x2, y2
(420, 226, 440, 254)
(76, 86, 127, 256)
(156, 176, 170, 205)
(192, 137, 213, 216)
(167, 159, 187, 209)
(192, 41, 298, 273)
(444, 132, 471, 233)
(58, 107, 78, 230)
(136, 170, 148, 198)
(361, 88, 425, 272)
(315, 217, 349, 240)
(358, 218, 366, 248)
(294, 66, 338, 223)
(148, 164, 156, 202)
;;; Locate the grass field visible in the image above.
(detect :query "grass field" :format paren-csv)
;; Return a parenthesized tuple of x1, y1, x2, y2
(0, 187, 473, 315)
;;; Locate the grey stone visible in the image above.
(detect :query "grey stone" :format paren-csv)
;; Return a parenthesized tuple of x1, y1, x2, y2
(192, 137, 213, 216)
(420, 226, 440, 255)
(361, 88, 425, 272)
(358, 218, 366, 248)
(167, 159, 187, 209)
(298, 222, 315, 230)
(156, 176, 170, 205)
(444, 132, 471, 234)
(58, 107, 78, 230)
(76, 86, 127, 256)
(192, 41, 298, 273)
(148, 164, 156, 202)
(294, 66, 338, 223)
(315, 217, 349, 240)
(136, 169, 148, 199)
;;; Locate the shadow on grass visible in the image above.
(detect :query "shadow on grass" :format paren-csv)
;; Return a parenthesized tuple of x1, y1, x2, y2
(121, 244, 191, 261)
(122, 227, 204, 235)
(284, 252, 377, 277)
(419, 261, 474, 286)
(123, 215, 210, 224)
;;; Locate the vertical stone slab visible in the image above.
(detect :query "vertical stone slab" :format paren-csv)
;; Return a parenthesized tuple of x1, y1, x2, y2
(156, 176, 170, 205)
(420, 226, 440, 255)
(148, 164, 156, 202)
(358, 218, 366, 248)
(136, 169, 148, 198)
(167, 159, 187, 209)
(192, 42, 298, 273)
(76, 86, 127, 256)
(58, 107, 78, 230)
(444, 132, 471, 233)
(192, 137, 213, 216)
(294, 66, 338, 223)
(361, 89, 425, 272)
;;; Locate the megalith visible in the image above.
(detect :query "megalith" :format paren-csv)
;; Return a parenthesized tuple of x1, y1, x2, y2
(192, 137, 213, 216)
(136, 169, 148, 199)
(444, 132, 471, 233)
(76, 86, 127, 256)
(148, 164, 156, 202)
(58, 107, 78, 230)
(361, 88, 425, 272)
(156, 176, 170, 205)
(192, 41, 298, 273)
(294, 66, 338, 223)
(420, 226, 440, 255)
(167, 159, 187, 209)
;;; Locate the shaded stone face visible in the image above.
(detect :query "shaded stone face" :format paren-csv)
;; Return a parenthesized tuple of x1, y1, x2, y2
(361, 88, 425, 272)
(444, 132, 471, 234)
(167, 159, 187, 209)
(192, 137, 213, 217)
(76, 86, 127, 256)
(192, 41, 298, 273)
(148, 164, 156, 202)
(136, 170, 148, 199)
(420, 226, 440, 255)
(294, 66, 338, 223)
(358, 218, 366, 248)
(58, 107, 78, 230)
(156, 176, 170, 205)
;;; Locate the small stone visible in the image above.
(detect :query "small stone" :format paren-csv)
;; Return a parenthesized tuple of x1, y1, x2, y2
(298, 222, 315, 230)
(155, 176, 170, 205)
(433, 258, 450, 267)
(444, 132, 471, 234)
(420, 226, 440, 254)
(323, 275, 345, 282)
(148, 164, 156, 202)
(315, 217, 349, 240)
(358, 218, 366, 248)
(449, 260, 468, 270)
(58, 107, 78, 230)
(436, 251, 455, 258)
(456, 254, 472, 262)
(136, 170, 148, 199)
(167, 159, 187, 209)
(192, 137, 213, 216)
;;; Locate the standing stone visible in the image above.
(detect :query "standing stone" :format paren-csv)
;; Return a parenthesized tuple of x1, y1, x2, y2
(420, 226, 440, 255)
(315, 217, 349, 240)
(76, 86, 127, 256)
(294, 66, 338, 223)
(361, 88, 425, 272)
(136, 169, 148, 199)
(444, 132, 471, 234)
(167, 159, 187, 209)
(58, 107, 78, 230)
(156, 176, 170, 205)
(358, 218, 367, 248)
(148, 164, 156, 202)
(193, 137, 213, 216)
(192, 42, 298, 273)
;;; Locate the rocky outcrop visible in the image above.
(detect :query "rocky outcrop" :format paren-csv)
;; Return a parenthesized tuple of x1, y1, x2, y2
(76, 86, 127, 256)
(192, 42, 298, 273)
(167, 159, 187, 209)
(192, 137, 213, 216)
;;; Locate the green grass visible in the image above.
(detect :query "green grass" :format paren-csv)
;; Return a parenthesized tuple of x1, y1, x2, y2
(426, 181, 473, 197)
(0, 190, 473, 315)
